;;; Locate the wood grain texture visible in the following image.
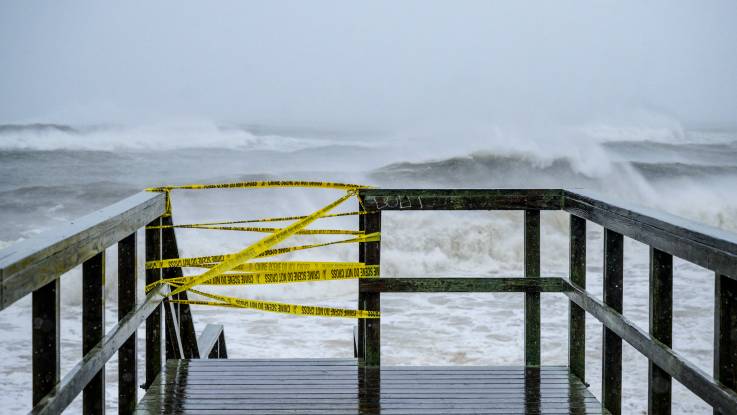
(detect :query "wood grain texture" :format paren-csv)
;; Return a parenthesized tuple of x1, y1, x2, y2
(360, 189, 563, 211)
(135, 359, 608, 414)
(359, 277, 568, 293)
(563, 279, 737, 414)
(83, 252, 106, 415)
(569, 215, 586, 383)
(0, 191, 165, 309)
(563, 190, 737, 278)
(525, 210, 541, 367)
(649, 248, 672, 415)
(118, 233, 138, 415)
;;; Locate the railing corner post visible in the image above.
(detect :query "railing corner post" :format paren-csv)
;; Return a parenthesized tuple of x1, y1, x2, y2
(360, 205, 381, 367)
(569, 215, 586, 382)
(524, 209, 541, 367)
(145, 217, 163, 389)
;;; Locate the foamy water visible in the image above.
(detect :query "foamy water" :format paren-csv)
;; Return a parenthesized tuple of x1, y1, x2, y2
(0, 121, 735, 413)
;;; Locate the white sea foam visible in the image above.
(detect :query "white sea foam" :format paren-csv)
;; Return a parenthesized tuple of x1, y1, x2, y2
(0, 119, 734, 413)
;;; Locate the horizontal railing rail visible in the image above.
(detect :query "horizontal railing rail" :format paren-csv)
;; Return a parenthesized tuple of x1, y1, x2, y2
(0, 191, 166, 310)
(563, 189, 737, 278)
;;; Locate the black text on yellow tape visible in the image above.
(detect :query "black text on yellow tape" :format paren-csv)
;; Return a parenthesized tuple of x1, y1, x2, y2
(175, 288, 380, 319)
(146, 180, 369, 192)
(146, 264, 379, 292)
(167, 192, 355, 297)
(145, 232, 380, 269)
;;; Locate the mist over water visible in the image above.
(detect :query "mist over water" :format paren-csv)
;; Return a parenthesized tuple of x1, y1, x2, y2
(0, 119, 735, 413)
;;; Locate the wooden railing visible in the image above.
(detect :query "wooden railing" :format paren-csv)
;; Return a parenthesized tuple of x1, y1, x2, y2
(0, 191, 226, 414)
(356, 189, 737, 415)
(2, 188, 736, 414)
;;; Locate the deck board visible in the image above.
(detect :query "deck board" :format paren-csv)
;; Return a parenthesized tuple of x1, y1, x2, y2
(135, 359, 608, 414)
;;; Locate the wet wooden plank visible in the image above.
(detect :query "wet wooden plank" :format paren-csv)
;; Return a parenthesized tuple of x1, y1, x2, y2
(359, 189, 563, 211)
(136, 359, 607, 414)
(0, 191, 165, 310)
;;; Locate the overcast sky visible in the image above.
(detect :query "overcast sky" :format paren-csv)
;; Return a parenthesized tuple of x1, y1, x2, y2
(1, 1, 735, 129)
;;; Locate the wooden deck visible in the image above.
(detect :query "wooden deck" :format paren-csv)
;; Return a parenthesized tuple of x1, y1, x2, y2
(135, 359, 607, 414)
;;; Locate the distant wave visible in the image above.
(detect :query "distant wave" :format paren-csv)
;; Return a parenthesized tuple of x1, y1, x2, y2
(370, 152, 737, 188)
(0, 122, 341, 152)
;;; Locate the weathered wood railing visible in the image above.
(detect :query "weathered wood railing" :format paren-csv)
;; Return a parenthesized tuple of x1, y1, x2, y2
(356, 189, 737, 415)
(0, 191, 226, 414)
(2, 188, 736, 414)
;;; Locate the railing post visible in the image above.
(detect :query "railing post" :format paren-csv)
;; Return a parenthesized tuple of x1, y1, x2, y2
(145, 218, 162, 389)
(83, 251, 106, 414)
(161, 215, 199, 358)
(715, 273, 737, 415)
(118, 233, 137, 415)
(360, 207, 381, 366)
(32, 278, 60, 406)
(569, 215, 586, 382)
(603, 229, 623, 415)
(357, 205, 366, 360)
(649, 248, 672, 414)
(524, 210, 541, 367)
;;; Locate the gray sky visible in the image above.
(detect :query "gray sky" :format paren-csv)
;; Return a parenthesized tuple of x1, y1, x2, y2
(1, 1, 736, 129)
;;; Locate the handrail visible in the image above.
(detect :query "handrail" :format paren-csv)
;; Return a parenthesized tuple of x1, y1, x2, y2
(197, 324, 228, 359)
(0, 191, 166, 310)
(360, 188, 563, 210)
(357, 188, 737, 415)
(358, 277, 569, 292)
(31, 286, 167, 415)
(563, 279, 737, 414)
(563, 189, 737, 278)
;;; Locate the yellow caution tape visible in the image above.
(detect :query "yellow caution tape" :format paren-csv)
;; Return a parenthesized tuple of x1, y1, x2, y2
(146, 264, 379, 292)
(146, 180, 369, 192)
(144, 180, 379, 318)
(166, 192, 355, 298)
(176, 288, 380, 319)
(257, 232, 379, 259)
(147, 224, 363, 235)
(145, 232, 379, 269)
(148, 211, 365, 228)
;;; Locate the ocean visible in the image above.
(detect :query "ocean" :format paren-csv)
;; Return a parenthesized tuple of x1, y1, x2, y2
(1, 120, 736, 413)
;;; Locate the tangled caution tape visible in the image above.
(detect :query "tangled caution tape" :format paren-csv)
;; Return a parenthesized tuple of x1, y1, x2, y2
(145, 180, 380, 318)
